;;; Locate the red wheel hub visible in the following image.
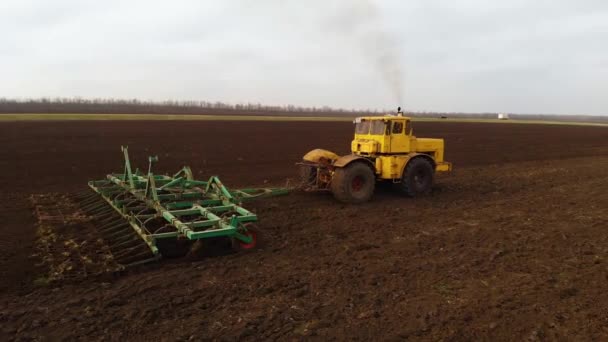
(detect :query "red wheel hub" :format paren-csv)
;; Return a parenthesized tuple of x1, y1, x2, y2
(238, 230, 257, 249)
(351, 176, 364, 192)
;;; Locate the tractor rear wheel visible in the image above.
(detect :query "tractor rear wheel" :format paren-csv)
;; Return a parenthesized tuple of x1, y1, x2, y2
(331, 162, 375, 203)
(399, 157, 434, 197)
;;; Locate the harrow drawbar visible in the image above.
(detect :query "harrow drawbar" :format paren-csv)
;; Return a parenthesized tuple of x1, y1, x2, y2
(76, 146, 288, 267)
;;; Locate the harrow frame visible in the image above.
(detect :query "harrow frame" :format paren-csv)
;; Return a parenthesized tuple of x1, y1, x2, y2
(82, 146, 287, 263)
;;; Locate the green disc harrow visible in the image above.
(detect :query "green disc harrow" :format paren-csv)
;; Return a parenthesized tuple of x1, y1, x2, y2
(76, 146, 288, 266)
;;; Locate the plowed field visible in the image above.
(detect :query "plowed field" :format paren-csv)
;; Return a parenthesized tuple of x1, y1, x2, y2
(1, 121, 607, 340)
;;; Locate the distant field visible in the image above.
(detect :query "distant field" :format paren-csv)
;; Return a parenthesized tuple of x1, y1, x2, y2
(0, 113, 350, 122)
(1, 113, 608, 127)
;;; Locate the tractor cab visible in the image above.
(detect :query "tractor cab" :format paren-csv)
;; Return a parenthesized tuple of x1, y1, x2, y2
(352, 114, 413, 155)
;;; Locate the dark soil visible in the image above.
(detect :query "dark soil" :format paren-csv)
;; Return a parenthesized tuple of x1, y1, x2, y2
(1, 120, 608, 340)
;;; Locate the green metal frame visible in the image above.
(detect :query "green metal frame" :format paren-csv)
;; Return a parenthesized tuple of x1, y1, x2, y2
(87, 146, 288, 257)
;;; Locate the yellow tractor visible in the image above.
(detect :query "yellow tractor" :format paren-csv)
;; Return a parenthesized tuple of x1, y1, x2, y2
(299, 108, 451, 203)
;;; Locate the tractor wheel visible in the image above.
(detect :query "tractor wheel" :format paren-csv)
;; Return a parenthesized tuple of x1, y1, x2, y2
(331, 162, 375, 203)
(399, 157, 434, 197)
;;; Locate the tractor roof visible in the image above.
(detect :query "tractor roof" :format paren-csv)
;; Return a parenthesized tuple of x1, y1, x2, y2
(355, 115, 412, 121)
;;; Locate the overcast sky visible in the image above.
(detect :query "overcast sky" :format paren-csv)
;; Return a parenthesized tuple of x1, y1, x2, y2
(1, 0, 607, 115)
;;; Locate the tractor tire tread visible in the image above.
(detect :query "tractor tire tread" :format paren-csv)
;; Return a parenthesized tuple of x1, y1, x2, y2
(331, 162, 375, 204)
(399, 157, 435, 197)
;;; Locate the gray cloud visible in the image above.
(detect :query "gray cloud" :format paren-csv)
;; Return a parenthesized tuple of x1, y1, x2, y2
(0, 0, 606, 115)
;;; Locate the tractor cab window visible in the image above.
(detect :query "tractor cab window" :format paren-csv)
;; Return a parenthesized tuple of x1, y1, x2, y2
(405, 120, 412, 135)
(355, 119, 388, 135)
(370, 120, 388, 135)
(392, 121, 404, 134)
(355, 120, 371, 134)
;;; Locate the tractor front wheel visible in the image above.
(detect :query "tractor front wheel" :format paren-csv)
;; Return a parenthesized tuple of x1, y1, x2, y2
(331, 162, 375, 203)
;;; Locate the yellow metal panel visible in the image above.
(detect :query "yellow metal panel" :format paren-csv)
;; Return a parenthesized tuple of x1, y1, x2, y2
(388, 119, 411, 153)
(413, 138, 445, 162)
(436, 162, 452, 172)
(352, 134, 390, 154)
(334, 154, 366, 168)
(351, 139, 379, 154)
(302, 149, 339, 163)
(375, 158, 383, 175)
(415, 138, 444, 150)
(377, 155, 408, 180)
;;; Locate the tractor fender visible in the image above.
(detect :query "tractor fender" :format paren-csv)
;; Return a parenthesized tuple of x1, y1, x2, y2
(399, 153, 436, 176)
(333, 154, 375, 170)
(302, 149, 340, 164)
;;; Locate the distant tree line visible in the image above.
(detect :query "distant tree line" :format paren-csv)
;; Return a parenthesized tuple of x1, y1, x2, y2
(0, 97, 605, 122)
(0, 97, 381, 117)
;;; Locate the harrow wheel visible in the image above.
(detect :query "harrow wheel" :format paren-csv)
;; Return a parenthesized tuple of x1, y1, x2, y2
(232, 223, 260, 251)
